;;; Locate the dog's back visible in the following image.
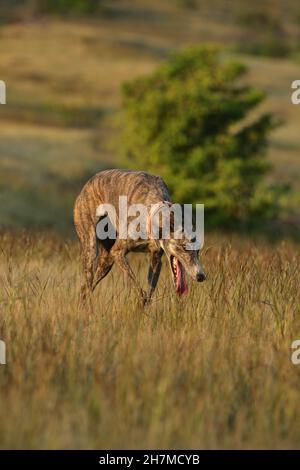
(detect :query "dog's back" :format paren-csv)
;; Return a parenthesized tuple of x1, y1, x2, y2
(81, 169, 169, 203)
(74, 169, 170, 242)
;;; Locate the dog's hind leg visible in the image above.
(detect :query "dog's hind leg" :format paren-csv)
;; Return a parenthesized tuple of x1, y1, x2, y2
(92, 248, 114, 292)
(79, 230, 97, 311)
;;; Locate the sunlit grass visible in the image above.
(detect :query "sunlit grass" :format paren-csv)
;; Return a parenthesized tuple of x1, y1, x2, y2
(0, 232, 300, 449)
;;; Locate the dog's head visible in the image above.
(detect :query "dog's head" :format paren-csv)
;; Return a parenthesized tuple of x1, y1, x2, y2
(160, 233, 206, 296)
(148, 201, 206, 295)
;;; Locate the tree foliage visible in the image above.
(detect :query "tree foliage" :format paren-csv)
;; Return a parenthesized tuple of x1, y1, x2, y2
(37, 0, 102, 15)
(0, 0, 103, 20)
(120, 46, 278, 228)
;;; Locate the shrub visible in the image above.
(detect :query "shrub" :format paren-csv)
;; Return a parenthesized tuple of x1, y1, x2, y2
(236, 10, 291, 58)
(0, 0, 103, 22)
(120, 46, 279, 229)
(36, 0, 102, 15)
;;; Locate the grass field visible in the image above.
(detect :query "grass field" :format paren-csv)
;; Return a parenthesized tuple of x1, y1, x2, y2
(1, 232, 300, 449)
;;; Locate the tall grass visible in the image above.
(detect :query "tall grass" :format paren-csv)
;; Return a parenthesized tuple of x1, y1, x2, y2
(0, 232, 300, 449)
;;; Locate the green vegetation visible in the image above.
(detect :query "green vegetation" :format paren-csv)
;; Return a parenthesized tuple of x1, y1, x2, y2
(236, 10, 293, 58)
(37, 0, 103, 15)
(121, 46, 281, 228)
(0, 0, 104, 21)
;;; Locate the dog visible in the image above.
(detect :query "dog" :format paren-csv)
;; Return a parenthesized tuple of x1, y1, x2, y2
(74, 169, 206, 306)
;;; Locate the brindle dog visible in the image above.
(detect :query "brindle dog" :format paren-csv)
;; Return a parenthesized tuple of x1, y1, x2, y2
(74, 169, 205, 307)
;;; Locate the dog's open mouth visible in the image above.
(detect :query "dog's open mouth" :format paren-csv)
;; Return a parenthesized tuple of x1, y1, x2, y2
(170, 256, 189, 296)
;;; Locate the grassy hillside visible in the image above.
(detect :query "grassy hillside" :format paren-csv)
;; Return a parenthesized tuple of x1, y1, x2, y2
(0, 0, 299, 231)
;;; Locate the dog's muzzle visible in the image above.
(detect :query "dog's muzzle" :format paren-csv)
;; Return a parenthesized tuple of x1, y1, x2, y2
(196, 272, 206, 282)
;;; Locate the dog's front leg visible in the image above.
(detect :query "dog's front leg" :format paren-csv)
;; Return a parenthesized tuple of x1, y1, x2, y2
(113, 250, 148, 306)
(147, 250, 163, 301)
(92, 250, 114, 292)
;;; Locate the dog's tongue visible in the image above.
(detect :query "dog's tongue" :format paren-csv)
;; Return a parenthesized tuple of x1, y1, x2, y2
(175, 259, 189, 296)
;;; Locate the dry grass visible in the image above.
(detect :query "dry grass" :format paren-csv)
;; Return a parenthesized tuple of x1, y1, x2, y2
(0, 232, 300, 449)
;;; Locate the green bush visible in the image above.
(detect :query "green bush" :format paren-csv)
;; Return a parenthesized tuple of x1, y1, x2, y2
(238, 39, 291, 59)
(0, 0, 103, 22)
(37, 0, 102, 15)
(120, 46, 279, 229)
(236, 10, 291, 58)
(176, 0, 197, 9)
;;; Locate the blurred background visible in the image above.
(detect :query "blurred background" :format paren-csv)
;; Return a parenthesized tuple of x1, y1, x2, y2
(0, 0, 299, 235)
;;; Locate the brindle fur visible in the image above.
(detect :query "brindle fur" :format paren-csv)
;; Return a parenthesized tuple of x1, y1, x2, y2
(74, 169, 205, 308)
